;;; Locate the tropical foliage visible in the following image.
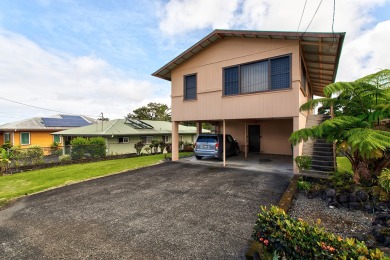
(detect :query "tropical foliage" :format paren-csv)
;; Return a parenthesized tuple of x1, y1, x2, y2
(126, 102, 171, 121)
(253, 206, 386, 259)
(290, 69, 390, 184)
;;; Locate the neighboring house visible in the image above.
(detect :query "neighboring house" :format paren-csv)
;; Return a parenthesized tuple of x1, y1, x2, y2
(152, 29, 345, 172)
(54, 119, 206, 155)
(0, 115, 95, 149)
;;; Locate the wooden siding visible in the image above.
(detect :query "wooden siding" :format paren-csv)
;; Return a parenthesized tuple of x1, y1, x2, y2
(170, 37, 301, 122)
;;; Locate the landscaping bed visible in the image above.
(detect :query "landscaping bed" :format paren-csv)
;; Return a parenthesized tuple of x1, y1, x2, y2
(289, 176, 390, 254)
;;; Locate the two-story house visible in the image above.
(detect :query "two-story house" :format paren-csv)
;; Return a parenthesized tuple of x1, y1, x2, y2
(153, 30, 345, 172)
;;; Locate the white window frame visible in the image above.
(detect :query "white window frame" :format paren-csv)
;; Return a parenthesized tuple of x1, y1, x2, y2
(118, 137, 129, 143)
(20, 132, 30, 145)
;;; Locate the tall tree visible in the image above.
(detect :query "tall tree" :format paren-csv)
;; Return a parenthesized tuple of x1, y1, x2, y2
(290, 69, 390, 184)
(126, 103, 171, 121)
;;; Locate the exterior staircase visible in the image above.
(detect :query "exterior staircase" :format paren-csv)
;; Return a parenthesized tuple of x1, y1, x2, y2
(302, 114, 335, 176)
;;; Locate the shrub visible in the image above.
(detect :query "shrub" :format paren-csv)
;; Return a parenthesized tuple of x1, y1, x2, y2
(378, 168, 390, 192)
(294, 156, 312, 173)
(183, 142, 194, 152)
(26, 145, 44, 165)
(88, 137, 106, 158)
(0, 148, 10, 175)
(166, 143, 172, 153)
(159, 141, 167, 153)
(134, 141, 145, 156)
(178, 140, 184, 151)
(297, 179, 311, 191)
(151, 139, 160, 153)
(50, 141, 61, 155)
(59, 154, 71, 162)
(9, 146, 28, 167)
(1, 141, 12, 150)
(329, 170, 354, 188)
(253, 206, 386, 259)
(144, 147, 151, 154)
(70, 137, 89, 160)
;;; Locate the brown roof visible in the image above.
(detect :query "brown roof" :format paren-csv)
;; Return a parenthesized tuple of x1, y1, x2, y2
(152, 29, 345, 96)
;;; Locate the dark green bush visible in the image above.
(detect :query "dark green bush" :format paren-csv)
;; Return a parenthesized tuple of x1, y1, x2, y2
(134, 141, 145, 156)
(70, 137, 106, 159)
(294, 156, 312, 173)
(253, 206, 386, 259)
(88, 137, 106, 158)
(70, 137, 89, 160)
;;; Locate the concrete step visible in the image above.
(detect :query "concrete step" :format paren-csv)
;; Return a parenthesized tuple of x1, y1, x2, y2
(312, 160, 334, 167)
(311, 164, 335, 172)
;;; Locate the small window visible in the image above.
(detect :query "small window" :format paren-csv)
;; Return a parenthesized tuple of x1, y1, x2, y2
(53, 134, 61, 143)
(4, 133, 11, 143)
(184, 74, 197, 100)
(119, 137, 129, 143)
(140, 136, 153, 144)
(20, 132, 30, 145)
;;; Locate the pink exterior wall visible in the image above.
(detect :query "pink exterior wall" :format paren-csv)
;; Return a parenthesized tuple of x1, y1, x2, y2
(170, 37, 301, 121)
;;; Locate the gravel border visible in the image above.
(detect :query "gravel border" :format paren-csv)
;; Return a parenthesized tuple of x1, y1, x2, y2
(289, 193, 374, 239)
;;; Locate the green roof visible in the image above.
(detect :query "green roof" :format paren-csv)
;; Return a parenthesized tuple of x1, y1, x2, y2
(54, 119, 207, 136)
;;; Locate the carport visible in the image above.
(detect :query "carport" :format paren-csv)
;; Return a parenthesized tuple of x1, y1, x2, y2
(173, 118, 294, 169)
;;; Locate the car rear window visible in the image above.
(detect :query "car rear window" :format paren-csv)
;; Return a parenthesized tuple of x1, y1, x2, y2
(196, 136, 218, 143)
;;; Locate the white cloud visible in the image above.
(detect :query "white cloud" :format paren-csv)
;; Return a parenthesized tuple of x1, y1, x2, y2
(158, 0, 240, 35)
(0, 30, 169, 124)
(158, 0, 390, 81)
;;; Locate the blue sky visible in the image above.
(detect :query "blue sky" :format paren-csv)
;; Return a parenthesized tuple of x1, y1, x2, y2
(0, 0, 389, 124)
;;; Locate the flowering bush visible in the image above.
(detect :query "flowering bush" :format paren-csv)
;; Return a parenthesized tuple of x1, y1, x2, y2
(253, 206, 387, 259)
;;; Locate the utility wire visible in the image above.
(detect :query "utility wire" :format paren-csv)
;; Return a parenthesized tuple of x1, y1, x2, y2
(297, 0, 308, 32)
(0, 96, 98, 118)
(332, 0, 336, 34)
(301, 0, 324, 37)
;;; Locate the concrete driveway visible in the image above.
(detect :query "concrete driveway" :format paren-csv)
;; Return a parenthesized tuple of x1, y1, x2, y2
(0, 161, 292, 259)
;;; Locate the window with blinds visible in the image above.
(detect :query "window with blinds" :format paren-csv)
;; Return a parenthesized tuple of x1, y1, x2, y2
(184, 74, 197, 100)
(223, 55, 291, 95)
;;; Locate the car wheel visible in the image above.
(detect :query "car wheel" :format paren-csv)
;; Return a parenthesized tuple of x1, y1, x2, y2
(235, 146, 240, 156)
(195, 156, 203, 160)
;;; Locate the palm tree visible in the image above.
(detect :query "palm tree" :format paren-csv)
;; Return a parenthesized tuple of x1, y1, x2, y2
(290, 69, 390, 184)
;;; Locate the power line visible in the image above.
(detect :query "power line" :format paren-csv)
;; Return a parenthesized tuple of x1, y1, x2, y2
(0, 96, 98, 118)
(297, 0, 308, 32)
(332, 0, 336, 34)
(301, 0, 324, 37)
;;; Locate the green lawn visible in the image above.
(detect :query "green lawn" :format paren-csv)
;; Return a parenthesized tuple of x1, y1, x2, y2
(337, 157, 352, 173)
(0, 152, 193, 208)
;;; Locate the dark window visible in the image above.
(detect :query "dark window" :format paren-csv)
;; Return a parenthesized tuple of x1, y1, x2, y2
(271, 56, 290, 90)
(224, 67, 239, 95)
(223, 55, 291, 95)
(119, 137, 129, 143)
(184, 74, 197, 100)
(301, 62, 307, 94)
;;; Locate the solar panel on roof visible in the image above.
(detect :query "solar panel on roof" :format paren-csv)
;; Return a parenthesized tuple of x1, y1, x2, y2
(41, 115, 91, 127)
(125, 119, 154, 129)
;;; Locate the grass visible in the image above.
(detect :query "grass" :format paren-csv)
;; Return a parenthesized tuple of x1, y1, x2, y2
(0, 152, 193, 208)
(337, 156, 352, 173)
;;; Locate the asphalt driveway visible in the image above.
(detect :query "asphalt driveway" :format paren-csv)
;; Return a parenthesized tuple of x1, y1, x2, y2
(0, 161, 292, 259)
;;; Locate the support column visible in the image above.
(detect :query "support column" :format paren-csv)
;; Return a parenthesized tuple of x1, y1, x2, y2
(172, 121, 179, 161)
(196, 122, 202, 135)
(292, 116, 301, 174)
(223, 119, 226, 167)
(244, 122, 247, 159)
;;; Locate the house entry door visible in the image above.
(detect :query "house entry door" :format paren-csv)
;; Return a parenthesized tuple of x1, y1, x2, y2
(248, 125, 260, 153)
